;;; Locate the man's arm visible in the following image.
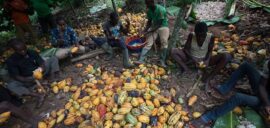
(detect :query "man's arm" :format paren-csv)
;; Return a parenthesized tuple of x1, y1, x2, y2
(205, 36, 215, 60)
(32, 51, 45, 71)
(147, 19, 163, 33)
(259, 78, 270, 106)
(103, 24, 115, 40)
(51, 29, 59, 47)
(143, 20, 152, 33)
(120, 21, 130, 35)
(183, 33, 193, 54)
(68, 27, 79, 46)
(259, 60, 270, 115)
(14, 75, 35, 83)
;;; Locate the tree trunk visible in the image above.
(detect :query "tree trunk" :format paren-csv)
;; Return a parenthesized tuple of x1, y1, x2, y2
(168, 6, 188, 51)
(111, 0, 118, 14)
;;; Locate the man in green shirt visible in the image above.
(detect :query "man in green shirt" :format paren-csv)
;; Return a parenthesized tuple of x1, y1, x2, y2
(31, 0, 56, 36)
(135, 0, 170, 67)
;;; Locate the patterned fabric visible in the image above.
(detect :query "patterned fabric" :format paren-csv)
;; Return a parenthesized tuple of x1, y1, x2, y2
(51, 26, 78, 47)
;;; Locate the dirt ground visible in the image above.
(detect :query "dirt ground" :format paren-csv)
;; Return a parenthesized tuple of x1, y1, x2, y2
(2, 1, 270, 128)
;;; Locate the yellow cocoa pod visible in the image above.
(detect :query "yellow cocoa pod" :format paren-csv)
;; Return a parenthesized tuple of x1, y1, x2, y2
(65, 102, 72, 110)
(138, 115, 150, 124)
(76, 63, 83, 68)
(113, 114, 125, 121)
(105, 112, 114, 120)
(113, 123, 121, 128)
(57, 80, 66, 89)
(188, 95, 198, 106)
(100, 96, 107, 104)
(175, 104, 182, 112)
(131, 98, 139, 107)
(153, 98, 160, 108)
(118, 107, 131, 115)
(165, 105, 174, 114)
(48, 119, 56, 128)
(71, 47, 79, 53)
(233, 107, 243, 115)
(192, 112, 202, 118)
(168, 112, 181, 125)
(92, 97, 100, 106)
(73, 88, 81, 100)
(175, 121, 184, 128)
(151, 108, 158, 116)
(52, 86, 59, 94)
(158, 116, 167, 123)
(104, 120, 113, 128)
(64, 117, 76, 126)
(57, 109, 65, 116)
(157, 107, 165, 116)
(38, 122, 47, 128)
(33, 70, 43, 80)
(63, 86, 70, 93)
(56, 114, 65, 123)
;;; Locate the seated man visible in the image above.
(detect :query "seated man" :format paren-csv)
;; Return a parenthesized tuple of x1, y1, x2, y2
(6, 38, 60, 108)
(171, 22, 231, 86)
(190, 60, 270, 127)
(51, 17, 87, 60)
(135, 0, 170, 67)
(103, 12, 133, 68)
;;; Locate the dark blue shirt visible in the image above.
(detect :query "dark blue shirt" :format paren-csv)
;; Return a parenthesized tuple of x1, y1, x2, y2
(6, 50, 44, 77)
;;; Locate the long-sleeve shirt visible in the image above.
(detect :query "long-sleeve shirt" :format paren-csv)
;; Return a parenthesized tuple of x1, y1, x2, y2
(51, 26, 78, 47)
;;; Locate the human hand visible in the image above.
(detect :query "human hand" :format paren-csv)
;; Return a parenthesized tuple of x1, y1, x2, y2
(34, 67, 43, 73)
(265, 106, 270, 116)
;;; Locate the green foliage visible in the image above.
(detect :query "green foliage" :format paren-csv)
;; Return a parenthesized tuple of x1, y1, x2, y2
(213, 111, 239, 128)
(213, 108, 266, 128)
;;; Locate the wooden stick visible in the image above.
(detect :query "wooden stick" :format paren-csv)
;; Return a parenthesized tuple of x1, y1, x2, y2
(35, 80, 46, 93)
(71, 48, 118, 62)
(186, 75, 202, 98)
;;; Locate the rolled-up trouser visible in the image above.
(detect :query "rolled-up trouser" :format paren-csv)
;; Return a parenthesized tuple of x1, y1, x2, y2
(144, 27, 170, 49)
(6, 56, 59, 96)
(55, 45, 86, 60)
(43, 56, 60, 77)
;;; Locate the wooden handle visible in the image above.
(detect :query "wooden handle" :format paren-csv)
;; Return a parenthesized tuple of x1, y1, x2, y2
(35, 80, 46, 93)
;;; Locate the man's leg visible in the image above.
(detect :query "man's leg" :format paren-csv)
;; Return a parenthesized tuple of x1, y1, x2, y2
(217, 62, 262, 95)
(43, 56, 60, 77)
(55, 48, 70, 60)
(158, 27, 170, 67)
(7, 80, 45, 108)
(118, 37, 133, 68)
(15, 25, 25, 42)
(136, 31, 158, 64)
(201, 93, 260, 123)
(203, 53, 231, 84)
(0, 101, 36, 127)
(171, 48, 190, 72)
